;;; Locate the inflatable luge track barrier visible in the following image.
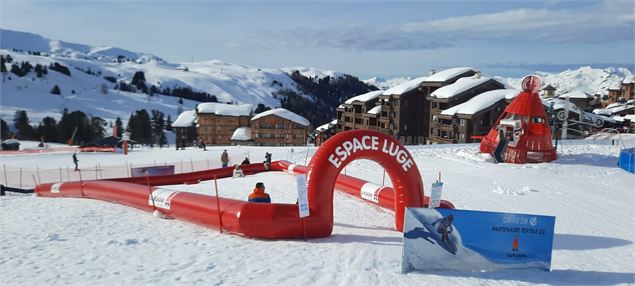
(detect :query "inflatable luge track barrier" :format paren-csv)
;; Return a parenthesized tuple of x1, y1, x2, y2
(35, 130, 455, 239)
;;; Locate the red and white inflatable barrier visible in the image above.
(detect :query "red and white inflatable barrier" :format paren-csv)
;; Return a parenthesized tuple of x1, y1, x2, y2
(35, 130, 454, 239)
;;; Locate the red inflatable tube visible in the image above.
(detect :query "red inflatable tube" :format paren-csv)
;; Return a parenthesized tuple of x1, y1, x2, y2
(34, 130, 455, 239)
(272, 161, 455, 211)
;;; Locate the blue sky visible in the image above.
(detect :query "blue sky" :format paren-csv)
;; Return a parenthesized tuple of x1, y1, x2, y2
(1, 0, 633, 79)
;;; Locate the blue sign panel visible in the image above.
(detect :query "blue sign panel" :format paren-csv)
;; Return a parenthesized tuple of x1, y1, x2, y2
(402, 208, 555, 273)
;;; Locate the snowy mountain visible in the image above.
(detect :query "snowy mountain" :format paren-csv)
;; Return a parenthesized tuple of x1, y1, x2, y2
(363, 76, 412, 90)
(496, 66, 633, 97)
(1, 29, 366, 126)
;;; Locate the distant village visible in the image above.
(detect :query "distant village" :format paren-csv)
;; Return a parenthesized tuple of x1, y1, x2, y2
(172, 67, 635, 148)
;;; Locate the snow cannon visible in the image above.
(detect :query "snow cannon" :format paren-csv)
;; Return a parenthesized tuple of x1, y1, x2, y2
(480, 75, 557, 163)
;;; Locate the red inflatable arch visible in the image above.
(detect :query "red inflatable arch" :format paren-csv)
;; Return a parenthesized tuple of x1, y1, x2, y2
(303, 130, 425, 236)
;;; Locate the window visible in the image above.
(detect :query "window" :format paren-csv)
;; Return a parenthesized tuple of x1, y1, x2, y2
(460, 119, 467, 126)
(460, 133, 465, 140)
(432, 115, 438, 122)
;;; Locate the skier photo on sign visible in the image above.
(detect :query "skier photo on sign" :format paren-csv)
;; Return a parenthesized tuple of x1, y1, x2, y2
(431, 214, 457, 254)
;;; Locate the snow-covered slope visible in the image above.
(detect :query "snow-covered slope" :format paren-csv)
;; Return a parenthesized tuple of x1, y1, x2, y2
(1, 141, 634, 285)
(0, 29, 331, 124)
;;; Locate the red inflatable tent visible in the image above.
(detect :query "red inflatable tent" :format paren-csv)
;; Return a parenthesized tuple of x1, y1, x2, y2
(480, 75, 557, 163)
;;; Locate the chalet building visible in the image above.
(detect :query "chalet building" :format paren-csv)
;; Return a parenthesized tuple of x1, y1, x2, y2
(196, 103, 253, 145)
(335, 67, 481, 145)
(375, 76, 429, 144)
(336, 90, 384, 132)
(428, 74, 505, 144)
(434, 89, 519, 143)
(314, 119, 337, 146)
(608, 76, 635, 104)
(542, 85, 557, 98)
(251, 108, 310, 146)
(172, 110, 197, 147)
(556, 90, 594, 110)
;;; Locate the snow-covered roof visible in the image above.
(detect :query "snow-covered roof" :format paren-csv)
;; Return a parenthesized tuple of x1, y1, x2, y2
(315, 119, 337, 132)
(606, 102, 624, 109)
(368, 106, 381, 115)
(623, 76, 634, 84)
(382, 76, 428, 95)
(251, 108, 310, 126)
(440, 89, 516, 116)
(2, 139, 20, 145)
(425, 67, 475, 82)
(197, 103, 253, 116)
(542, 98, 580, 113)
(557, 90, 593, 99)
(430, 77, 494, 99)
(608, 81, 622, 90)
(231, 127, 252, 141)
(344, 90, 384, 104)
(171, 110, 196, 128)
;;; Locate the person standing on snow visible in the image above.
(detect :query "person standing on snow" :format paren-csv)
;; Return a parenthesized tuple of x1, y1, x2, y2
(264, 152, 272, 170)
(221, 149, 229, 168)
(72, 152, 79, 171)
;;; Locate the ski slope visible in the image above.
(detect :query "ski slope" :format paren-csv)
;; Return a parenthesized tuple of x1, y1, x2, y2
(1, 141, 634, 285)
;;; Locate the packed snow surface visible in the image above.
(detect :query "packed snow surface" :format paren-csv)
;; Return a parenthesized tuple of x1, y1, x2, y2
(2, 141, 634, 285)
(251, 108, 310, 126)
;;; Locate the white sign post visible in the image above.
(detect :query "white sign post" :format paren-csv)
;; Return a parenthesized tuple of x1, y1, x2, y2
(296, 174, 310, 218)
(429, 182, 443, 208)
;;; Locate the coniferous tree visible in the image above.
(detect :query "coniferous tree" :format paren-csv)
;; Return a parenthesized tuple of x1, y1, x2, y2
(57, 109, 91, 144)
(115, 117, 123, 138)
(128, 109, 152, 144)
(1, 119, 10, 140)
(255, 103, 271, 114)
(50, 85, 61, 95)
(165, 115, 173, 131)
(151, 110, 166, 147)
(0, 55, 7, 73)
(13, 110, 35, 140)
(39, 116, 58, 142)
(131, 71, 147, 91)
(89, 117, 106, 140)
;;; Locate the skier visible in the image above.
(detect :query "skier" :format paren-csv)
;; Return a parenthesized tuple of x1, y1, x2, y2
(248, 182, 271, 203)
(72, 152, 79, 171)
(432, 214, 454, 246)
(221, 149, 229, 168)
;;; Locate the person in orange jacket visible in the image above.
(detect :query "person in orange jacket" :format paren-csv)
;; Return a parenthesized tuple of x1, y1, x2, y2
(248, 182, 271, 203)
